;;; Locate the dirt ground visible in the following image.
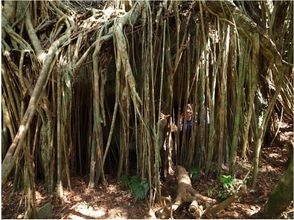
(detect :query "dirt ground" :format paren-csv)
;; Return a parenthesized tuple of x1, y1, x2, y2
(2, 143, 293, 219)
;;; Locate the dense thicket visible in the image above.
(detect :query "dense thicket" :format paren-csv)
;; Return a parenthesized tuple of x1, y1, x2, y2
(1, 0, 293, 218)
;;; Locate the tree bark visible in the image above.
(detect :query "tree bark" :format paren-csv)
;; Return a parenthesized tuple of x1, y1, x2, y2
(156, 165, 216, 218)
(204, 0, 291, 72)
(2, 21, 72, 185)
(262, 159, 293, 218)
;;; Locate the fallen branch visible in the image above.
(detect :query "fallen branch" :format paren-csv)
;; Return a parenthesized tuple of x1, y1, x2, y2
(175, 166, 216, 206)
(156, 165, 216, 218)
(156, 165, 248, 219)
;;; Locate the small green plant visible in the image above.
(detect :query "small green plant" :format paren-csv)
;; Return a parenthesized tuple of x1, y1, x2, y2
(121, 175, 130, 188)
(189, 166, 200, 182)
(218, 175, 237, 200)
(220, 175, 235, 189)
(120, 175, 149, 200)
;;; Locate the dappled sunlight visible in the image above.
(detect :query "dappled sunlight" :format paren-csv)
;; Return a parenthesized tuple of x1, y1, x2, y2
(62, 183, 133, 219)
(47, 178, 146, 219)
(35, 191, 46, 204)
(67, 213, 86, 219)
(69, 203, 106, 219)
(107, 207, 129, 219)
(245, 205, 261, 216)
(258, 146, 286, 177)
(216, 203, 261, 219)
(269, 152, 280, 159)
(259, 164, 276, 172)
(72, 194, 83, 202)
(62, 190, 76, 204)
(38, 52, 47, 63)
(67, 202, 131, 219)
(107, 184, 119, 193)
(279, 131, 294, 143)
(261, 145, 289, 166)
(102, 6, 126, 19)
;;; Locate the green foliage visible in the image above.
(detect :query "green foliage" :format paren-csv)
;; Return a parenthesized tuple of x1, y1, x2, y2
(218, 175, 243, 200)
(220, 175, 235, 189)
(121, 175, 130, 188)
(207, 175, 245, 200)
(120, 175, 149, 200)
(189, 166, 200, 182)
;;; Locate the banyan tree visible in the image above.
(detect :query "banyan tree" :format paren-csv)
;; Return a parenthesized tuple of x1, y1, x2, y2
(1, 0, 293, 218)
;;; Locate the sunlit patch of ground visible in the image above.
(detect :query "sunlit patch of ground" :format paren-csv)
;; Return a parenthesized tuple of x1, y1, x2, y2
(68, 203, 107, 219)
(2, 176, 148, 219)
(50, 178, 148, 219)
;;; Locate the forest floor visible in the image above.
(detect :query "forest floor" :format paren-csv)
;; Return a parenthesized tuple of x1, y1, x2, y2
(2, 138, 293, 219)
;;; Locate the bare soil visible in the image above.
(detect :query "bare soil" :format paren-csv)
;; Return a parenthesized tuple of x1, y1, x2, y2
(2, 143, 293, 219)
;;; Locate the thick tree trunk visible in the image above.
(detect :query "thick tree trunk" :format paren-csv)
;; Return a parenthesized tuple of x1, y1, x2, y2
(262, 159, 293, 218)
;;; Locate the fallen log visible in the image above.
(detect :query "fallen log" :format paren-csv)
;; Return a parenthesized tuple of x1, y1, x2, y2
(156, 165, 247, 219)
(175, 166, 216, 205)
(156, 165, 216, 218)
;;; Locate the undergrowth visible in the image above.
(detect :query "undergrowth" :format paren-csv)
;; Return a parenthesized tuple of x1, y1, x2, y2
(207, 174, 245, 200)
(120, 175, 149, 201)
